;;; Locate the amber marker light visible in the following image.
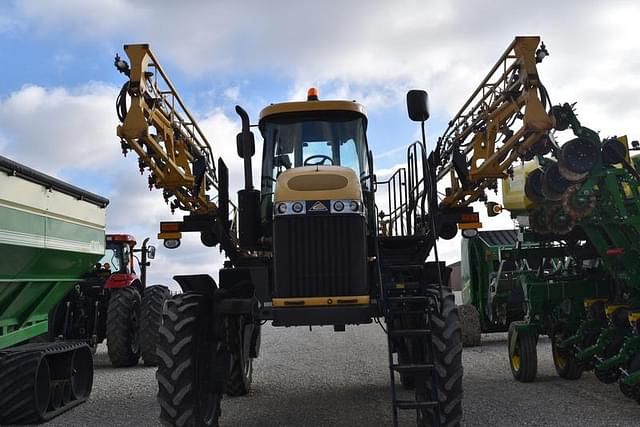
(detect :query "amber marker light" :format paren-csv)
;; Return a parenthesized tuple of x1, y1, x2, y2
(307, 87, 319, 101)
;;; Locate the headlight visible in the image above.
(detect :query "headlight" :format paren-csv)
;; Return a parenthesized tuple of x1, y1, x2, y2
(292, 201, 304, 213)
(349, 201, 359, 212)
(333, 200, 344, 212)
(163, 239, 181, 249)
(276, 202, 288, 214)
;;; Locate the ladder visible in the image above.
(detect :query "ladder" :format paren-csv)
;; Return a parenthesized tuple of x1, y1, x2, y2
(384, 265, 441, 426)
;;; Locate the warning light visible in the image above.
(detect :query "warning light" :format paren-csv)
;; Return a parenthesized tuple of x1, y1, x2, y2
(307, 87, 319, 101)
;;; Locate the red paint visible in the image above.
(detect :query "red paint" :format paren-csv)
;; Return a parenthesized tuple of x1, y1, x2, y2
(105, 273, 139, 289)
(606, 247, 625, 256)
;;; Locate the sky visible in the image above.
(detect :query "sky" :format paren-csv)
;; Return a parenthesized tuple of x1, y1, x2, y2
(1, 0, 640, 288)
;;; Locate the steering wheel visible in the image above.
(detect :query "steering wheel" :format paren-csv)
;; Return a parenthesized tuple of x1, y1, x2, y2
(304, 155, 334, 166)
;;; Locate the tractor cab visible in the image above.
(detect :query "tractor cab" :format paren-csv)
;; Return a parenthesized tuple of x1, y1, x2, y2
(98, 234, 137, 274)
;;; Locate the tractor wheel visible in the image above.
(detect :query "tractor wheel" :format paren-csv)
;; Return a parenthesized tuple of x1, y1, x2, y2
(225, 317, 253, 396)
(156, 293, 227, 427)
(106, 287, 141, 367)
(508, 321, 537, 382)
(459, 304, 482, 347)
(418, 287, 463, 427)
(139, 285, 170, 366)
(551, 328, 583, 380)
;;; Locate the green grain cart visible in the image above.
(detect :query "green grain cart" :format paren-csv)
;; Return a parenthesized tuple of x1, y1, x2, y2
(0, 155, 107, 423)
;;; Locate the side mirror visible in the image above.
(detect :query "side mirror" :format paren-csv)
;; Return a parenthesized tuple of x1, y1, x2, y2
(406, 90, 430, 122)
(146, 245, 156, 260)
(236, 130, 255, 158)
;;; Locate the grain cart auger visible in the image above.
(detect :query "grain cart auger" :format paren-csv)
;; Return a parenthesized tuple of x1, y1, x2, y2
(114, 43, 484, 426)
(0, 155, 105, 423)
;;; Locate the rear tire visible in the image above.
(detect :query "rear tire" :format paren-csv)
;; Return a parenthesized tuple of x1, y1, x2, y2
(419, 287, 463, 427)
(106, 287, 141, 367)
(156, 293, 226, 427)
(508, 321, 537, 382)
(140, 285, 170, 366)
(459, 303, 482, 347)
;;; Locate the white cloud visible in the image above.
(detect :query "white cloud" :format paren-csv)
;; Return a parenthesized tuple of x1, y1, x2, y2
(0, 83, 120, 175)
(223, 86, 240, 101)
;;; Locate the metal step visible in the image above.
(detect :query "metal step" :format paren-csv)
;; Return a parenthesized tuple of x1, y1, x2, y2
(392, 363, 434, 373)
(388, 328, 431, 337)
(394, 400, 439, 410)
(387, 295, 429, 303)
(387, 309, 427, 316)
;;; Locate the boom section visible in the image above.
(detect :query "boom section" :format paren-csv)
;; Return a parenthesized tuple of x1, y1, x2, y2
(436, 36, 554, 207)
(116, 43, 218, 215)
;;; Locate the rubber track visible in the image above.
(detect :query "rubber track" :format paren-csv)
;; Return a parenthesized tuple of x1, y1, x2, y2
(106, 287, 141, 367)
(424, 288, 463, 427)
(0, 341, 92, 424)
(156, 293, 220, 427)
(140, 285, 170, 366)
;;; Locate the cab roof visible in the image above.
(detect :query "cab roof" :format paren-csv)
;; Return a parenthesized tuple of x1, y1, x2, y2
(259, 100, 367, 122)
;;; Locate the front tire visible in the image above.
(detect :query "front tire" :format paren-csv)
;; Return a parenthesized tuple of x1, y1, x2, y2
(140, 285, 170, 366)
(508, 321, 537, 382)
(224, 317, 253, 396)
(106, 287, 141, 367)
(156, 293, 227, 427)
(551, 330, 583, 380)
(420, 287, 463, 427)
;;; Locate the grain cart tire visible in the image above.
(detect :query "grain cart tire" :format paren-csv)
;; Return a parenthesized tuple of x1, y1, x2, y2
(106, 287, 141, 367)
(551, 336, 583, 380)
(419, 287, 463, 427)
(140, 285, 170, 366)
(225, 317, 253, 396)
(156, 293, 227, 427)
(459, 304, 482, 347)
(508, 322, 537, 382)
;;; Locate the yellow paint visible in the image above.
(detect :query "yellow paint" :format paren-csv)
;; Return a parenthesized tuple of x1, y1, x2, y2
(157, 231, 182, 240)
(272, 295, 369, 307)
(583, 298, 608, 310)
(458, 222, 483, 230)
(259, 100, 367, 121)
(605, 304, 628, 316)
(502, 160, 539, 212)
(275, 166, 362, 202)
(511, 354, 521, 371)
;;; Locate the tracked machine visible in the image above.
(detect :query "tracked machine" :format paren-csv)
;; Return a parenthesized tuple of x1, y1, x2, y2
(113, 43, 486, 426)
(0, 155, 103, 423)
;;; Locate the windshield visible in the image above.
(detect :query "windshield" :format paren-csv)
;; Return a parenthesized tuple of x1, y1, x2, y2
(260, 113, 370, 196)
(97, 243, 130, 273)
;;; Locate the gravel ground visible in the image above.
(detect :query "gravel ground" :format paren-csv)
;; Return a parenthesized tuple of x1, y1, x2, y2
(39, 323, 638, 427)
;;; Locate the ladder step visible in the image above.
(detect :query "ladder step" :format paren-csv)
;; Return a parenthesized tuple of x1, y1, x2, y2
(394, 400, 439, 410)
(388, 309, 426, 316)
(392, 363, 434, 373)
(388, 264, 424, 270)
(388, 328, 431, 337)
(387, 296, 429, 303)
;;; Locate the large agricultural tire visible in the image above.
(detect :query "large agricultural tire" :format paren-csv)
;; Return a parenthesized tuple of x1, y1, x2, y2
(551, 335, 583, 380)
(156, 293, 228, 427)
(106, 287, 141, 367)
(0, 352, 51, 424)
(140, 285, 170, 366)
(224, 318, 253, 396)
(459, 304, 482, 347)
(419, 287, 463, 427)
(508, 321, 537, 382)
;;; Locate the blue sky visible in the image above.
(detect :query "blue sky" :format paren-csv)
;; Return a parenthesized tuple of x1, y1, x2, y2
(2, 0, 640, 286)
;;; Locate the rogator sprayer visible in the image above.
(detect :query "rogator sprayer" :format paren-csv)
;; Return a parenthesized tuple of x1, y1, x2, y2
(113, 43, 485, 426)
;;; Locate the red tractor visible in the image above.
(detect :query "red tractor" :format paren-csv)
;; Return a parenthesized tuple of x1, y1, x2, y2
(49, 234, 170, 367)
